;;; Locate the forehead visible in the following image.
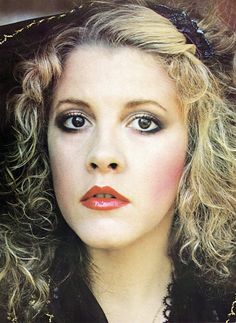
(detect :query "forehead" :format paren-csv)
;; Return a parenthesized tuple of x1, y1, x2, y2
(59, 45, 174, 82)
(52, 45, 179, 111)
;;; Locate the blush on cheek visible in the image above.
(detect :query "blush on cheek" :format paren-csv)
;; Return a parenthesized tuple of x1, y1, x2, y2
(151, 155, 185, 200)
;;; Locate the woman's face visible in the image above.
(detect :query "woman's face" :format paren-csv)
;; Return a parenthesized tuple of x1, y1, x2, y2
(48, 45, 187, 250)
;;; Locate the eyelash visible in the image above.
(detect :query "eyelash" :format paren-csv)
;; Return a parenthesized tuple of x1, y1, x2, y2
(128, 113, 163, 134)
(56, 112, 92, 132)
(55, 111, 163, 134)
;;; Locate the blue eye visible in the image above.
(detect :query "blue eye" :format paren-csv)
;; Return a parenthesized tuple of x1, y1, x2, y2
(57, 112, 92, 131)
(128, 114, 163, 134)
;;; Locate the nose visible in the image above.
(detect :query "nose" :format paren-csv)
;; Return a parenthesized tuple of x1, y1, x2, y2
(86, 133, 126, 174)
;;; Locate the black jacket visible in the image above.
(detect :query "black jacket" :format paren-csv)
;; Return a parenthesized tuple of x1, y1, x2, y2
(43, 265, 235, 323)
(1, 265, 235, 323)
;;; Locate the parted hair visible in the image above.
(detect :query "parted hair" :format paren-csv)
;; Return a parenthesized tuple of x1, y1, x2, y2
(0, 0, 235, 321)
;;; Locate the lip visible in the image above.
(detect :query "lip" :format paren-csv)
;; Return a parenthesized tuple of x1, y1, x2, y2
(80, 186, 130, 211)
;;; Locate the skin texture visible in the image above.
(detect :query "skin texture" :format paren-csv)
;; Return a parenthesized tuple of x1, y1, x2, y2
(48, 45, 187, 251)
(48, 45, 188, 322)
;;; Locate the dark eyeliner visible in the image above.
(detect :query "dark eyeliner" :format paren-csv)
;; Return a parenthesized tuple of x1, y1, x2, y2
(129, 113, 164, 134)
(55, 112, 88, 132)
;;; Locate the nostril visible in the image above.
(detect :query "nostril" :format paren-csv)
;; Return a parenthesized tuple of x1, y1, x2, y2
(89, 162, 118, 171)
(109, 163, 118, 170)
(90, 163, 98, 169)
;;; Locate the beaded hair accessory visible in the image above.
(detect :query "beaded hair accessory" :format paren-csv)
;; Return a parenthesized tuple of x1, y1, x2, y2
(153, 4, 214, 59)
(0, 2, 214, 60)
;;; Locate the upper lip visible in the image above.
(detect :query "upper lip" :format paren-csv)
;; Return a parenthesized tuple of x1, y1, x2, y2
(81, 186, 129, 202)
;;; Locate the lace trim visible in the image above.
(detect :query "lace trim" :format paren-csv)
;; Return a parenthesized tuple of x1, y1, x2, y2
(226, 293, 236, 323)
(162, 277, 174, 323)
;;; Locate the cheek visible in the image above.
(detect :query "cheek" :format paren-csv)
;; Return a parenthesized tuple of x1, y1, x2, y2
(49, 134, 82, 179)
(150, 145, 186, 200)
(48, 139, 89, 217)
(48, 143, 77, 199)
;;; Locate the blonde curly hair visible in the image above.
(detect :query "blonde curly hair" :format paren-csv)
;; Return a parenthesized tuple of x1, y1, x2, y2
(0, 0, 235, 321)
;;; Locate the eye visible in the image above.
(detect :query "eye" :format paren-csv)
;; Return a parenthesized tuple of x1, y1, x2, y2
(127, 114, 163, 134)
(56, 112, 92, 131)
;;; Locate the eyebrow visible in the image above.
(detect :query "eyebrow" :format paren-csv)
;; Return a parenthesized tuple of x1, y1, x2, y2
(54, 98, 166, 112)
(125, 99, 166, 111)
(54, 98, 90, 111)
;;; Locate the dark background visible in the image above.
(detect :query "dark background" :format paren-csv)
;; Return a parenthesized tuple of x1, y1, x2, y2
(0, 0, 74, 25)
(0, 0, 235, 30)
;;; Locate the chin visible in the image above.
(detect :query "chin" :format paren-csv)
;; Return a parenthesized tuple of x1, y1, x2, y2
(72, 226, 138, 251)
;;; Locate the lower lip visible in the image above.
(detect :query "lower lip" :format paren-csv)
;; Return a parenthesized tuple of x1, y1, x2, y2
(81, 198, 129, 210)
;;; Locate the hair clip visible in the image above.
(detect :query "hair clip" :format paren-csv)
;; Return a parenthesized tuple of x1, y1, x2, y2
(153, 4, 214, 60)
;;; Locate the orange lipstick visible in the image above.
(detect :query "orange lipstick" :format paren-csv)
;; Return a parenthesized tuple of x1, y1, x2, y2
(80, 186, 129, 211)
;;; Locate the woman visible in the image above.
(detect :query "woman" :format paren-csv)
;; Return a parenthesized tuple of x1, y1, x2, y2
(0, 0, 235, 322)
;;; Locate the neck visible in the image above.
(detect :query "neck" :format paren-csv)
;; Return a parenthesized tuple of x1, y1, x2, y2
(87, 221, 173, 323)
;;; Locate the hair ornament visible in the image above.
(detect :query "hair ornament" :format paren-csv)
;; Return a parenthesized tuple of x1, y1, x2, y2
(153, 4, 214, 60)
(0, 2, 214, 61)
